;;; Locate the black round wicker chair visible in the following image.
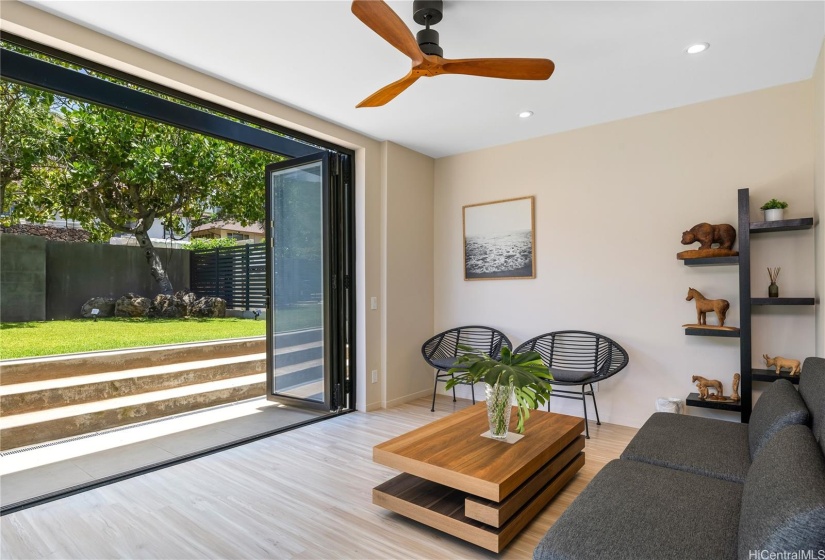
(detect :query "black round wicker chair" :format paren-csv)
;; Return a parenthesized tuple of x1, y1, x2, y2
(421, 325, 512, 412)
(515, 330, 629, 438)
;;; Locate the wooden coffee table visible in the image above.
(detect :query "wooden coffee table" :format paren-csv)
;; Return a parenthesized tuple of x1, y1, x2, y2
(373, 403, 585, 552)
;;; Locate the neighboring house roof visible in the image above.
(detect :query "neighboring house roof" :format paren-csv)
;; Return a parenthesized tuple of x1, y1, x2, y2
(192, 221, 264, 235)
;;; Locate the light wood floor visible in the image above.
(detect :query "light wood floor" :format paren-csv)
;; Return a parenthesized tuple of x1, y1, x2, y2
(0, 397, 637, 559)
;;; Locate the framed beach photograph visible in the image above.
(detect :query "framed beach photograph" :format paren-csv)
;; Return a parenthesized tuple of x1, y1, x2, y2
(463, 196, 535, 280)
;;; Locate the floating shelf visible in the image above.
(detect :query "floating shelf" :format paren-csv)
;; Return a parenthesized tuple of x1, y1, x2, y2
(750, 218, 813, 233)
(751, 368, 800, 385)
(751, 298, 815, 306)
(682, 256, 739, 267)
(684, 327, 740, 338)
(685, 393, 742, 411)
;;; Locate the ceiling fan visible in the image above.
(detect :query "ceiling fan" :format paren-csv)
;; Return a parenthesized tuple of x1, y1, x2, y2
(351, 0, 555, 108)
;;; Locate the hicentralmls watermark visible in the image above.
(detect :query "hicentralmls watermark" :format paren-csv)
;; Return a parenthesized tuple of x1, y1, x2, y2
(749, 550, 825, 560)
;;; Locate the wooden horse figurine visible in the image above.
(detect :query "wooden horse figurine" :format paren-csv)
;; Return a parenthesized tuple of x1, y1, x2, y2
(692, 375, 723, 400)
(686, 287, 729, 327)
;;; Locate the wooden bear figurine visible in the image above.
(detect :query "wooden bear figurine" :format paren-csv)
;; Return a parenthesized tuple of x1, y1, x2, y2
(681, 223, 736, 251)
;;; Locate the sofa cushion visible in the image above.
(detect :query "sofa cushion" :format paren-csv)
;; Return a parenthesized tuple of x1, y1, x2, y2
(748, 378, 809, 459)
(799, 357, 825, 448)
(534, 459, 742, 560)
(739, 424, 825, 557)
(620, 412, 750, 482)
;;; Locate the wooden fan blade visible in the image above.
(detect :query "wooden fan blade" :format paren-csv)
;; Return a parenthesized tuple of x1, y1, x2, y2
(352, 0, 423, 65)
(440, 58, 555, 80)
(357, 72, 420, 108)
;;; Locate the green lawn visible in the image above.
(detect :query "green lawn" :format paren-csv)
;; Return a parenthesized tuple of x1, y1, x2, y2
(1, 306, 321, 359)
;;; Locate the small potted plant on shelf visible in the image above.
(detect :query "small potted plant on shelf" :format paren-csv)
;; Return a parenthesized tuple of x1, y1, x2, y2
(760, 199, 788, 222)
(447, 345, 553, 440)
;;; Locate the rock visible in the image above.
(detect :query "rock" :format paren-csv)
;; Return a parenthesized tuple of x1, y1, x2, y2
(149, 294, 188, 318)
(0, 224, 91, 242)
(174, 290, 197, 316)
(190, 297, 227, 318)
(115, 293, 152, 317)
(80, 297, 116, 318)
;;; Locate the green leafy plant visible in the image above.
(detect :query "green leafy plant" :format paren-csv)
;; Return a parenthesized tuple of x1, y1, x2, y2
(760, 199, 788, 211)
(446, 345, 553, 434)
(183, 237, 238, 251)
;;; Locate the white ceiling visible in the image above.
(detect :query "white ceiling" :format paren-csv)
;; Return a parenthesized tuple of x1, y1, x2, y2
(23, 0, 825, 158)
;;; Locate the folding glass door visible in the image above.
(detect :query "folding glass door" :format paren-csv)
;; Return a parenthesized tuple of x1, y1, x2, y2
(265, 153, 350, 411)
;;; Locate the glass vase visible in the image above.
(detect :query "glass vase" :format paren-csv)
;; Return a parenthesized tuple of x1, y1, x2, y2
(769, 282, 779, 298)
(485, 382, 513, 440)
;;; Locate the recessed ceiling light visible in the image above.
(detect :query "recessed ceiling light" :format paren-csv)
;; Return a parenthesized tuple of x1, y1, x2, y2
(518, 111, 534, 119)
(686, 43, 709, 55)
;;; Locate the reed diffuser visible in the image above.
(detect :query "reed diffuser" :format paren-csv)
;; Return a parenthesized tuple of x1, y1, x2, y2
(767, 267, 780, 298)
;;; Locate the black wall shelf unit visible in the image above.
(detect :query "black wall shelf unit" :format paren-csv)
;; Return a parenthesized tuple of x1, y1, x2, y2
(686, 393, 742, 412)
(751, 369, 801, 385)
(683, 256, 740, 267)
(682, 188, 815, 422)
(684, 327, 740, 338)
(751, 298, 815, 306)
(750, 218, 813, 233)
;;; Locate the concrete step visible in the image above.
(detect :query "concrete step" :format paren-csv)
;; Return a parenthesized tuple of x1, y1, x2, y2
(0, 354, 265, 416)
(0, 374, 266, 451)
(0, 354, 326, 452)
(0, 329, 327, 451)
(0, 328, 322, 385)
(0, 340, 323, 416)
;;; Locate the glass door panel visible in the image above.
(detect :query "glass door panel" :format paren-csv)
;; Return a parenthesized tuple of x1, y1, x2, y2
(265, 154, 330, 410)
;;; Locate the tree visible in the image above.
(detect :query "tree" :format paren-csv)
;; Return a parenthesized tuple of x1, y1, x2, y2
(2, 40, 287, 294)
(53, 101, 277, 294)
(0, 80, 59, 224)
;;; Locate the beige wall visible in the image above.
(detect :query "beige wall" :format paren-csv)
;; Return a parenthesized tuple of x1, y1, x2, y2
(381, 142, 435, 407)
(816, 39, 825, 358)
(0, 0, 400, 411)
(435, 82, 816, 428)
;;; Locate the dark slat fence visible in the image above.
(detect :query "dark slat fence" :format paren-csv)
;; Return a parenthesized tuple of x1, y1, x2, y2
(190, 244, 266, 311)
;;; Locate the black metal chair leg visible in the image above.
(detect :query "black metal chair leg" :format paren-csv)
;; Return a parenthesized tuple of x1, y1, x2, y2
(581, 385, 590, 439)
(450, 373, 457, 402)
(590, 383, 601, 425)
(431, 371, 439, 412)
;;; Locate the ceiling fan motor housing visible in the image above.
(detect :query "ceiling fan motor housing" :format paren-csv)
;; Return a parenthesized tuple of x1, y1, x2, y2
(412, 0, 443, 25)
(416, 28, 443, 57)
(413, 0, 444, 57)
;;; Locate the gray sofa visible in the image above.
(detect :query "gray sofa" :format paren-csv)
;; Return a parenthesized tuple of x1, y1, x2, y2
(534, 357, 825, 560)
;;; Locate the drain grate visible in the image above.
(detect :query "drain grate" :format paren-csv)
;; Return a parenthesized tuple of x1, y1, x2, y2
(0, 397, 265, 457)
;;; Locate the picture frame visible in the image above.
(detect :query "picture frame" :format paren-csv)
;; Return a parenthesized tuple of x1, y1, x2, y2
(463, 196, 535, 281)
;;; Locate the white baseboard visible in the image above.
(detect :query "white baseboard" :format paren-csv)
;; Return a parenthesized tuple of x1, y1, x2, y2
(383, 388, 433, 409)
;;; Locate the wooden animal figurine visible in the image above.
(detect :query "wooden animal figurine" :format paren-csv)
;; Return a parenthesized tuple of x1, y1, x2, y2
(681, 223, 736, 251)
(730, 373, 741, 402)
(763, 354, 801, 376)
(686, 288, 730, 327)
(692, 375, 723, 400)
